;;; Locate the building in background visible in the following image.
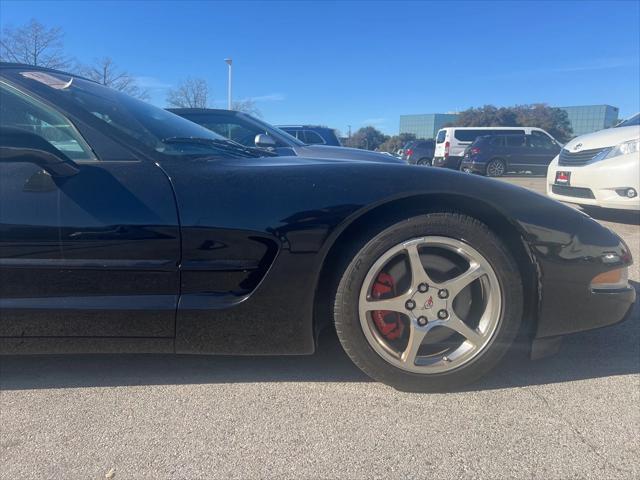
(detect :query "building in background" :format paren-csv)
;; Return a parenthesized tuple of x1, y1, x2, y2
(399, 113, 459, 139)
(400, 105, 619, 140)
(559, 105, 619, 137)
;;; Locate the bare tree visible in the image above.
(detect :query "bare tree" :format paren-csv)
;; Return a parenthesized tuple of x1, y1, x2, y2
(166, 77, 209, 108)
(232, 99, 261, 117)
(0, 19, 70, 69)
(79, 57, 149, 100)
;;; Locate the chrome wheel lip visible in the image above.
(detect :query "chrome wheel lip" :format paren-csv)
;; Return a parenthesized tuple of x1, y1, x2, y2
(358, 236, 502, 375)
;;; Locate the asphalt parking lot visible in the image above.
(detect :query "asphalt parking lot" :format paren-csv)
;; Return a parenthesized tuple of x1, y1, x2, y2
(1, 176, 638, 480)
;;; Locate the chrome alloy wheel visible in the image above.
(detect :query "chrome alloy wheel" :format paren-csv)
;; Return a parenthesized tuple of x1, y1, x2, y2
(358, 236, 502, 374)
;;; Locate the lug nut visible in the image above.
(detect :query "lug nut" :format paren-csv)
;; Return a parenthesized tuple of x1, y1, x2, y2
(438, 289, 449, 299)
(437, 309, 449, 320)
(418, 283, 429, 293)
(417, 316, 428, 326)
(405, 299, 416, 311)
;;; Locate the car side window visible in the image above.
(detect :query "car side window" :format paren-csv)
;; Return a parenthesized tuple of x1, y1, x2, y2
(506, 135, 525, 147)
(527, 133, 556, 149)
(529, 131, 557, 149)
(189, 115, 263, 147)
(302, 130, 325, 145)
(0, 82, 95, 161)
(489, 136, 504, 146)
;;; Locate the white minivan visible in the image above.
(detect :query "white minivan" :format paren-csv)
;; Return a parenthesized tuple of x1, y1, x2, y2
(433, 126, 558, 170)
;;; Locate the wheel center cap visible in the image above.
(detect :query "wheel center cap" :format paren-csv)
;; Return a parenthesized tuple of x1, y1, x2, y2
(411, 290, 447, 319)
(423, 295, 434, 310)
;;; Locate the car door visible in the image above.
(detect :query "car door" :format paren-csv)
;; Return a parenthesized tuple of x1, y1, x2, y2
(0, 80, 180, 337)
(504, 134, 528, 168)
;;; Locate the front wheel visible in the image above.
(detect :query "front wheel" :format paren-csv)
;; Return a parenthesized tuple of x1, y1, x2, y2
(333, 213, 523, 392)
(416, 157, 432, 166)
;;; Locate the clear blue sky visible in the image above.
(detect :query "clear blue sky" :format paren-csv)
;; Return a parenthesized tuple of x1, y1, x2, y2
(2, 0, 639, 134)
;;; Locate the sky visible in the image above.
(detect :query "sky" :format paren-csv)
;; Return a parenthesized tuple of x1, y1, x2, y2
(1, 0, 639, 135)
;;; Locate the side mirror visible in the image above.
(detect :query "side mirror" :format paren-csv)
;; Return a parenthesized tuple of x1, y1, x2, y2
(0, 127, 79, 177)
(255, 133, 276, 149)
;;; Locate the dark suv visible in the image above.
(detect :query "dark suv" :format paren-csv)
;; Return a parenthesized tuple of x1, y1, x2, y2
(277, 125, 341, 146)
(460, 132, 560, 177)
(401, 140, 435, 165)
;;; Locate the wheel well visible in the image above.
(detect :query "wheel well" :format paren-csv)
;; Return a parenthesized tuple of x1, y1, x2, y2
(313, 193, 539, 343)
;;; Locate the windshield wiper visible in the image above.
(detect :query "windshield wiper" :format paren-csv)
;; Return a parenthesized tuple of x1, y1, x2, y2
(162, 137, 277, 158)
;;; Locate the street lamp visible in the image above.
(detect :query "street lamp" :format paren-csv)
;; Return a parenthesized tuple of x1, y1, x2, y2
(224, 58, 232, 110)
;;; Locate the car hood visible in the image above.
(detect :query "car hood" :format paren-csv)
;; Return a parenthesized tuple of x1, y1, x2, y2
(294, 144, 405, 164)
(564, 125, 640, 151)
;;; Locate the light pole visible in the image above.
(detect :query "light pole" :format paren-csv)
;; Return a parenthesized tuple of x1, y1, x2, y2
(224, 58, 232, 110)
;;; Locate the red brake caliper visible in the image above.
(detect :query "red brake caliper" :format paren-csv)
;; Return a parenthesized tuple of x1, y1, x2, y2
(371, 272, 405, 340)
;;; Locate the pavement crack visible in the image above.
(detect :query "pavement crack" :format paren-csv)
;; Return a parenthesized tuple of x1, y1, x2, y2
(527, 387, 631, 476)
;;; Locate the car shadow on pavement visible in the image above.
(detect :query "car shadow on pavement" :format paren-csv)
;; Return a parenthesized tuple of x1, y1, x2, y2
(1, 284, 638, 392)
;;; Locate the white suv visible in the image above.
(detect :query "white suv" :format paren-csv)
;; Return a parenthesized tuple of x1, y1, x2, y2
(547, 113, 640, 211)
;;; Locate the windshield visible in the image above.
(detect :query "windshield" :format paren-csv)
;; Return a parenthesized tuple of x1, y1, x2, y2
(616, 113, 640, 127)
(16, 71, 257, 157)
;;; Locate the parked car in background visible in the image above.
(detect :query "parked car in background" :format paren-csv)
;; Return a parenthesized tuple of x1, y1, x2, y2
(401, 139, 435, 165)
(460, 132, 561, 176)
(277, 125, 341, 146)
(433, 127, 558, 170)
(170, 109, 402, 163)
(547, 113, 640, 211)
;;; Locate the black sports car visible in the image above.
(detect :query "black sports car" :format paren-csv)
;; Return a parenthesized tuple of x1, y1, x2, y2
(0, 64, 635, 391)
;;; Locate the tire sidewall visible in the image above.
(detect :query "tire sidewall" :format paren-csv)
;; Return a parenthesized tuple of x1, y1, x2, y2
(334, 213, 523, 392)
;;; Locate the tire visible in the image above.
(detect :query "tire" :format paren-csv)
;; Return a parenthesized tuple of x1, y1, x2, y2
(486, 159, 506, 177)
(417, 157, 432, 166)
(333, 212, 523, 392)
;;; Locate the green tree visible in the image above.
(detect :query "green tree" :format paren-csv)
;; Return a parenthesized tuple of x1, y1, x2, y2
(378, 133, 416, 153)
(454, 105, 518, 127)
(513, 104, 573, 143)
(343, 126, 388, 151)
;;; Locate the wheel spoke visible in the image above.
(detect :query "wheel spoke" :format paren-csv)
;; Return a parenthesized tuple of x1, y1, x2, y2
(405, 243, 432, 286)
(401, 324, 427, 366)
(446, 313, 483, 346)
(446, 261, 485, 297)
(363, 295, 407, 315)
